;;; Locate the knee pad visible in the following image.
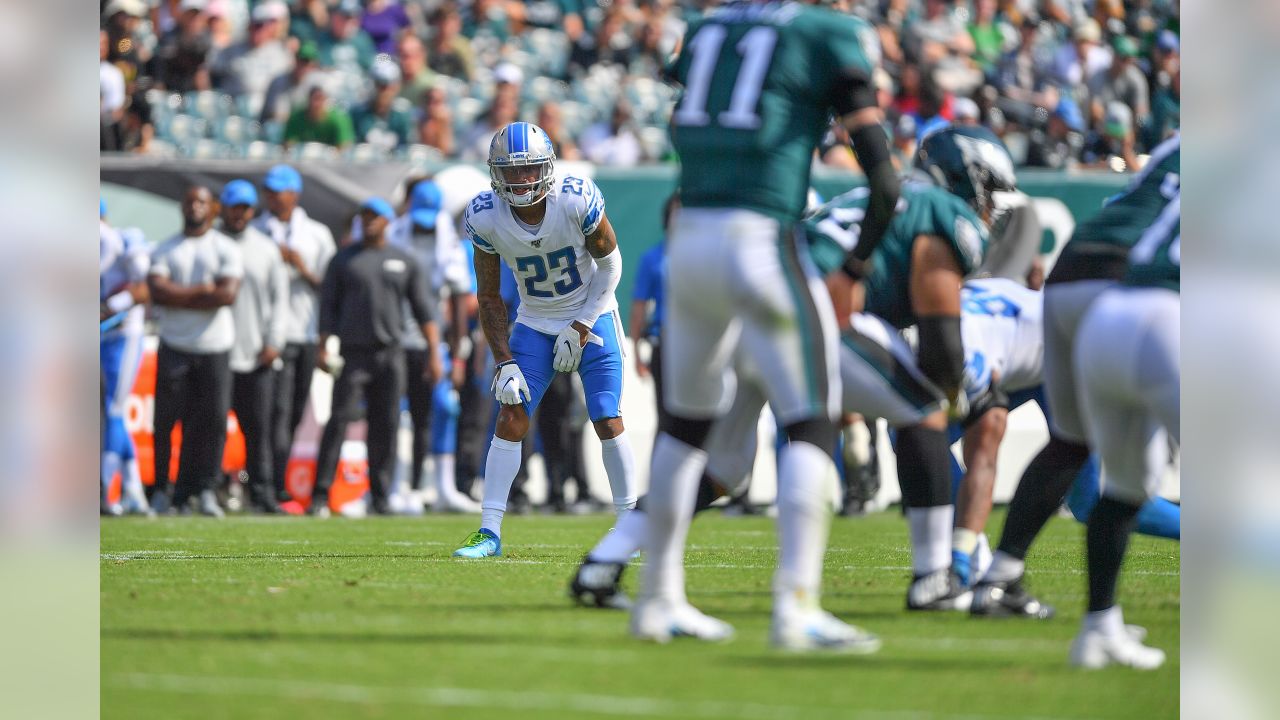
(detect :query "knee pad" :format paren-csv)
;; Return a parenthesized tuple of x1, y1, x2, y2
(660, 413, 714, 449)
(783, 418, 836, 457)
(894, 425, 951, 508)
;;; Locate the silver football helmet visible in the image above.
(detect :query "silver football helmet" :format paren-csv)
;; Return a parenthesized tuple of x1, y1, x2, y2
(488, 122, 557, 207)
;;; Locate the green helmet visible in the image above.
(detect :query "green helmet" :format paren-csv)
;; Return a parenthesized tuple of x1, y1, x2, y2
(914, 125, 1017, 222)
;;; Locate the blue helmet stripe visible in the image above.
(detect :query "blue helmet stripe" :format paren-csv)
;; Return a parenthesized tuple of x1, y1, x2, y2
(508, 122, 527, 154)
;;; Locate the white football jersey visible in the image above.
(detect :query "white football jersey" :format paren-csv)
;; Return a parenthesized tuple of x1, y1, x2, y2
(961, 277, 1044, 398)
(100, 221, 149, 337)
(463, 174, 613, 334)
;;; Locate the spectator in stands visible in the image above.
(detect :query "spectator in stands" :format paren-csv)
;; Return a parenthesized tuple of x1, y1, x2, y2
(284, 85, 355, 150)
(352, 59, 416, 151)
(100, 29, 127, 151)
(396, 34, 434, 106)
(1050, 19, 1111, 101)
(288, 0, 330, 45)
(1083, 100, 1139, 171)
(103, 0, 150, 80)
(315, 0, 377, 72)
(252, 165, 337, 506)
(418, 86, 456, 157)
(210, 1, 294, 119)
(205, 0, 235, 54)
(1088, 35, 1149, 132)
(967, 0, 1005, 74)
(460, 92, 518, 161)
(1025, 97, 1086, 169)
(579, 99, 644, 167)
(260, 42, 322, 125)
(462, 0, 513, 41)
(117, 80, 156, 154)
(311, 197, 441, 517)
(361, 0, 412, 55)
(427, 5, 475, 82)
(151, 0, 213, 93)
(892, 113, 917, 170)
(219, 180, 288, 514)
(1145, 43, 1179, 148)
(953, 96, 981, 126)
(995, 15, 1052, 108)
(537, 101, 581, 161)
(908, 0, 975, 66)
(147, 185, 243, 517)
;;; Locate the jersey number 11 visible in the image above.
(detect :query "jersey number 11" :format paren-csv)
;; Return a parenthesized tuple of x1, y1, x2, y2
(674, 25, 777, 131)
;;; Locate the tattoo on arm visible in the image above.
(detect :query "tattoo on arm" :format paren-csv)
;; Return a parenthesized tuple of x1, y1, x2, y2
(473, 249, 512, 363)
(584, 215, 618, 259)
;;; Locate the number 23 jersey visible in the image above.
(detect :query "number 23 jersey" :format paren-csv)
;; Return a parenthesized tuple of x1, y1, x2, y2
(464, 175, 613, 334)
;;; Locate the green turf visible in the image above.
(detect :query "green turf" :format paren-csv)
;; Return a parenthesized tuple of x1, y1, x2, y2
(101, 510, 1178, 719)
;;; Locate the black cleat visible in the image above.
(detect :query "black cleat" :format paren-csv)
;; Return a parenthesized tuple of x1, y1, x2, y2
(969, 576, 1054, 619)
(906, 568, 973, 611)
(569, 558, 631, 610)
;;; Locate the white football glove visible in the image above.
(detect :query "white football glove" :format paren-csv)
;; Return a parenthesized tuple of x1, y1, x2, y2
(552, 325, 586, 373)
(491, 361, 531, 405)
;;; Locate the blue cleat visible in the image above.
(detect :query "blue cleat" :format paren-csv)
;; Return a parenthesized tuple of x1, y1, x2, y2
(453, 528, 502, 558)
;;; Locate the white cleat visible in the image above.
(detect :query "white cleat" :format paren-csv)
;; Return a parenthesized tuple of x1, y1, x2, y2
(630, 598, 735, 644)
(771, 609, 882, 654)
(1069, 626, 1166, 670)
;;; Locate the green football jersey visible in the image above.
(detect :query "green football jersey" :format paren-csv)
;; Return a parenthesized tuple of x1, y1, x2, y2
(1123, 193, 1180, 292)
(804, 182, 988, 328)
(1050, 135, 1180, 284)
(669, 1, 878, 223)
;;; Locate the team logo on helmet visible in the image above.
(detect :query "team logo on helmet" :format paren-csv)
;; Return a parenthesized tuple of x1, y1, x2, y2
(488, 122, 557, 208)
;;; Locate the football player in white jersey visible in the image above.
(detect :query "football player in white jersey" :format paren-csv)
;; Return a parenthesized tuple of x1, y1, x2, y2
(99, 199, 153, 516)
(452, 121, 636, 558)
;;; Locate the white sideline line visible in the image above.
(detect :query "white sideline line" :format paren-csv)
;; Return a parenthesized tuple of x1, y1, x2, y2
(112, 672, 1081, 720)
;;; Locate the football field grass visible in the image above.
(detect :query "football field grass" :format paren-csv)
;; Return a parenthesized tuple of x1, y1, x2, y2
(101, 509, 1178, 719)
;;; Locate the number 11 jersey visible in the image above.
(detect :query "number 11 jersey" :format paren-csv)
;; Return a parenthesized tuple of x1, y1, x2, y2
(463, 174, 612, 334)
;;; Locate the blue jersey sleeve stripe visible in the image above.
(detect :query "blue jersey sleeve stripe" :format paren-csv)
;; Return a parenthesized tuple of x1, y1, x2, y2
(581, 203, 603, 234)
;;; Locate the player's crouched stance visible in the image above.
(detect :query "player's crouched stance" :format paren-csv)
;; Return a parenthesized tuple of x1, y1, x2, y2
(452, 122, 637, 559)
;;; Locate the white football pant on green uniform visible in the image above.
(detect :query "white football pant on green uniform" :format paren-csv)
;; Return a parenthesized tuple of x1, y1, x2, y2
(1041, 280, 1114, 443)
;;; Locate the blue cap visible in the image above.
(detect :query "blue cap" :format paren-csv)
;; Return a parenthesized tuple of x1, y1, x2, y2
(360, 197, 396, 221)
(100, 197, 107, 218)
(263, 164, 303, 193)
(409, 181, 442, 229)
(220, 179, 259, 207)
(1053, 98, 1085, 133)
(1157, 30, 1179, 53)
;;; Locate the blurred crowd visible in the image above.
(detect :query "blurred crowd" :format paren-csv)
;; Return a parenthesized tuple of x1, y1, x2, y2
(100, 0, 1178, 170)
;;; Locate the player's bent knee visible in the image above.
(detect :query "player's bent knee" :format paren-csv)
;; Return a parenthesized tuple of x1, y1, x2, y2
(660, 413, 714, 449)
(782, 418, 837, 456)
(495, 406, 530, 441)
(592, 416, 625, 440)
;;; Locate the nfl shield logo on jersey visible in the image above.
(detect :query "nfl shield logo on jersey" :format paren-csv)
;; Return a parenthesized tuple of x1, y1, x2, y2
(531, 239, 542, 248)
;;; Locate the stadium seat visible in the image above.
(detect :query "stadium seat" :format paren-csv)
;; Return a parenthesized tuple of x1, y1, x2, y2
(244, 140, 284, 161)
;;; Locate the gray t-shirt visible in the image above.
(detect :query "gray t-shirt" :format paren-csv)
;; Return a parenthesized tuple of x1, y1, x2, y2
(253, 207, 336, 345)
(149, 229, 244, 354)
(227, 226, 290, 373)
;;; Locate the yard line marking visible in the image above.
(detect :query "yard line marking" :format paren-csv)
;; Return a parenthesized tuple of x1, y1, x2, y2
(113, 672, 1084, 720)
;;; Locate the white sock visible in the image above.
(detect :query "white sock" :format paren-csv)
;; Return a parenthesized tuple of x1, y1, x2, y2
(101, 451, 121, 503)
(600, 431, 638, 517)
(480, 437, 523, 538)
(122, 458, 148, 507)
(774, 442, 834, 614)
(434, 453, 459, 500)
(907, 505, 954, 577)
(983, 550, 1025, 584)
(953, 527, 979, 556)
(591, 509, 647, 563)
(1084, 605, 1125, 637)
(640, 433, 707, 604)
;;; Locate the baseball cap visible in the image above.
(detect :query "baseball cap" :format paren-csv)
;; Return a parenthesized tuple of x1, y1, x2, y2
(179, 0, 207, 13)
(220, 179, 258, 207)
(103, 0, 147, 18)
(1104, 101, 1133, 138)
(953, 97, 980, 122)
(493, 63, 524, 86)
(361, 197, 397, 221)
(1157, 30, 1179, 53)
(409, 181, 443, 229)
(371, 57, 402, 86)
(1052, 98, 1085, 132)
(1112, 35, 1139, 58)
(333, 0, 362, 16)
(251, 0, 287, 24)
(296, 42, 319, 63)
(1073, 19, 1101, 44)
(263, 164, 303, 193)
